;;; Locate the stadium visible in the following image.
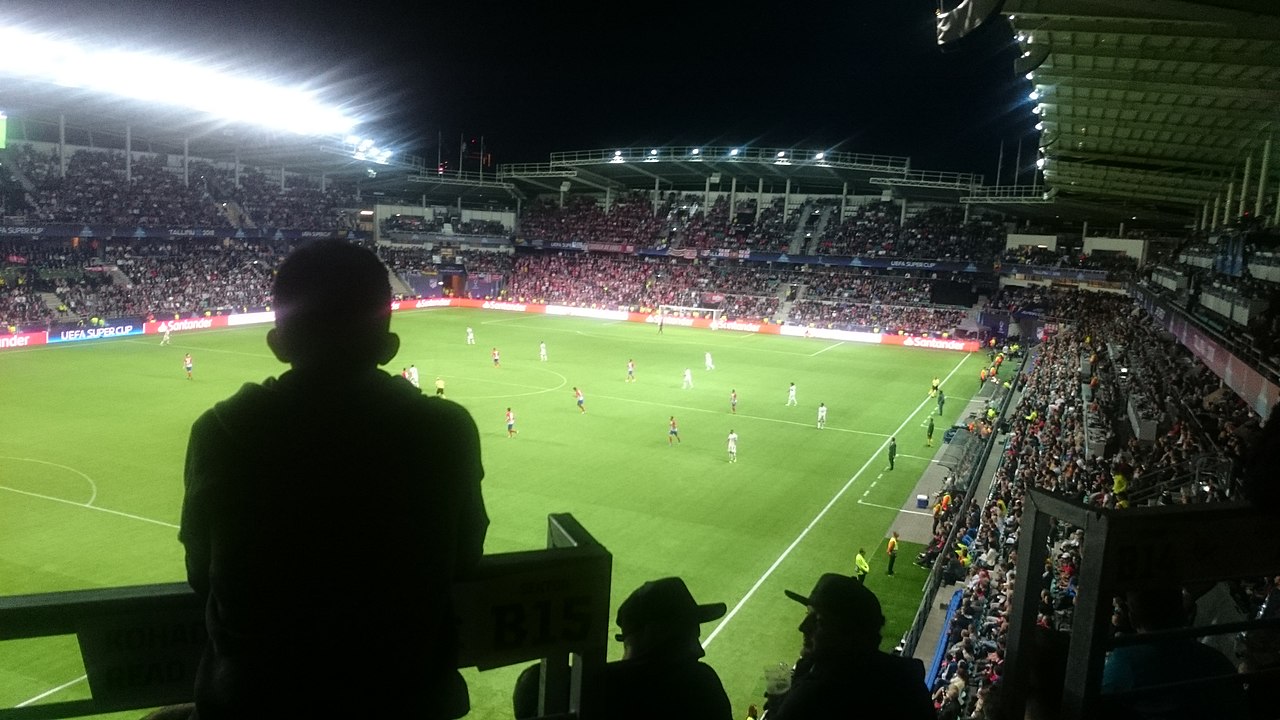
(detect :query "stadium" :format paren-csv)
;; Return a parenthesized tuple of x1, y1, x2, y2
(2, 2, 1280, 719)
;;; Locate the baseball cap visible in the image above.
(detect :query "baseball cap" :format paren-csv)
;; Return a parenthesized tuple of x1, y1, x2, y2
(615, 577, 727, 641)
(784, 573, 885, 627)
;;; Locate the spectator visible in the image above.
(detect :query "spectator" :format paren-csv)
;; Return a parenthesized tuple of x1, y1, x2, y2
(764, 573, 933, 719)
(1100, 586, 1248, 719)
(513, 576, 732, 720)
(179, 240, 488, 719)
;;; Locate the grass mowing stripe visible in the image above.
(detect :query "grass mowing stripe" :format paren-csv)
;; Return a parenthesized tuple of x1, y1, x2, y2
(700, 351, 972, 650)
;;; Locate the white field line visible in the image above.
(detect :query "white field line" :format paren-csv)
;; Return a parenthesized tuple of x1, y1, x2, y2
(17, 674, 87, 707)
(0, 485, 178, 529)
(809, 341, 845, 357)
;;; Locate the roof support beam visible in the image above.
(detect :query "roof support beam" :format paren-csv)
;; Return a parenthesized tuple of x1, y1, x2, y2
(1035, 70, 1280, 102)
(1039, 99, 1279, 124)
(1054, 147, 1236, 173)
(1036, 41, 1279, 69)
(1040, 114, 1262, 141)
(1045, 179, 1205, 205)
(1049, 131, 1249, 160)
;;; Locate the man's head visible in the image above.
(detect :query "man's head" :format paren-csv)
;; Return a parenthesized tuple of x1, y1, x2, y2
(267, 240, 398, 370)
(614, 577, 726, 660)
(785, 573, 885, 659)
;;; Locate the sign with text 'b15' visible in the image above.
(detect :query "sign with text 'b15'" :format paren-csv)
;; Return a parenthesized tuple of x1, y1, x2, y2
(453, 548, 611, 670)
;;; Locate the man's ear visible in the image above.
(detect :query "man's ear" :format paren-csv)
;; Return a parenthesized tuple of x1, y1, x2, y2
(376, 332, 400, 366)
(266, 328, 292, 363)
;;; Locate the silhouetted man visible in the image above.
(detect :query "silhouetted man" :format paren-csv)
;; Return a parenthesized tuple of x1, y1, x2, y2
(513, 577, 732, 720)
(180, 240, 488, 719)
(765, 573, 933, 719)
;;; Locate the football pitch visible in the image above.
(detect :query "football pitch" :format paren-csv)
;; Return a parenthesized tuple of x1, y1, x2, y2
(1, 307, 987, 718)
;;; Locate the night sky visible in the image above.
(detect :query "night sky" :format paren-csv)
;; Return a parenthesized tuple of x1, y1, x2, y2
(6, 0, 1036, 180)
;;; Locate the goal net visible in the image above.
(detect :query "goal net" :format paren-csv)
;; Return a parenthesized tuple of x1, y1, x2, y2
(657, 304, 724, 328)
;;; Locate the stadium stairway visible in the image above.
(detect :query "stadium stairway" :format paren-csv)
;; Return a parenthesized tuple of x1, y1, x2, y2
(39, 291, 61, 312)
(786, 201, 813, 255)
(387, 269, 414, 298)
(802, 205, 835, 255)
(773, 282, 802, 324)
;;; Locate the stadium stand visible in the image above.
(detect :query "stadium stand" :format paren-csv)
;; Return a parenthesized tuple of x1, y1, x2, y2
(4, 129, 1280, 719)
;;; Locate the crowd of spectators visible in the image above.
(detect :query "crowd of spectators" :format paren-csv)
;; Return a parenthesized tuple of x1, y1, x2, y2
(382, 214, 508, 237)
(6, 144, 358, 232)
(808, 204, 1006, 262)
(11, 146, 229, 227)
(0, 239, 283, 329)
(518, 192, 671, 248)
(516, 193, 1002, 260)
(1000, 246, 1139, 280)
(926, 287, 1271, 717)
(2, 236, 984, 336)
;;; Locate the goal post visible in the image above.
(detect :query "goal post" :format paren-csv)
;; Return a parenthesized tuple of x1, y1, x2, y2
(657, 304, 724, 327)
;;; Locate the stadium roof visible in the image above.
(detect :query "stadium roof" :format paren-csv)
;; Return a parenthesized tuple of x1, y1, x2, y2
(1003, 0, 1280, 227)
(8, 1, 1279, 229)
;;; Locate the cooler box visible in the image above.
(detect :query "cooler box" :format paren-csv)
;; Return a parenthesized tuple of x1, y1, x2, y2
(916, 494, 929, 509)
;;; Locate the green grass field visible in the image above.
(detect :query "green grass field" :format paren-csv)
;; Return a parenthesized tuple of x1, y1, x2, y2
(1, 307, 986, 718)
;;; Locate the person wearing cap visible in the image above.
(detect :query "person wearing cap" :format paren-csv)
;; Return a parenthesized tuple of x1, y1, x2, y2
(854, 548, 870, 583)
(764, 573, 933, 719)
(607, 576, 733, 720)
(512, 576, 732, 720)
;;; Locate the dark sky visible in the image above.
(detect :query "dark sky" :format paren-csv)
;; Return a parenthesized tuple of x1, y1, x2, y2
(7, 0, 1036, 179)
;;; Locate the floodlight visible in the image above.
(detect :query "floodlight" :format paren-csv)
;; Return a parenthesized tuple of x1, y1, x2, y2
(1025, 72, 1034, 80)
(691, 148, 700, 155)
(1028, 91, 1039, 100)
(814, 152, 825, 160)
(650, 149, 658, 155)
(730, 148, 740, 156)
(777, 151, 786, 158)
(1036, 158, 1046, 169)
(0, 28, 357, 135)
(1035, 121, 1044, 130)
